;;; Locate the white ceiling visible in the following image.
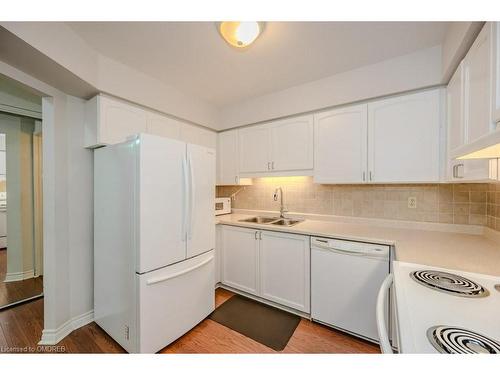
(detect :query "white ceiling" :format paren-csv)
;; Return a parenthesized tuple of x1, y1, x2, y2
(67, 22, 449, 108)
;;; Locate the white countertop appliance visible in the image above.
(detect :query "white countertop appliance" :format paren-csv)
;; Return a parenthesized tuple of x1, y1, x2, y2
(377, 261, 500, 353)
(94, 133, 216, 353)
(311, 237, 390, 343)
(215, 197, 231, 216)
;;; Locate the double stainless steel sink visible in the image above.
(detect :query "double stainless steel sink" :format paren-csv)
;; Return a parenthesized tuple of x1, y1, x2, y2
(238, 216, 303, 227)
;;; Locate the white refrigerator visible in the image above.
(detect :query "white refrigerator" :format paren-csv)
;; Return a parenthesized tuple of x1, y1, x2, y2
(94, 133, 216, 353)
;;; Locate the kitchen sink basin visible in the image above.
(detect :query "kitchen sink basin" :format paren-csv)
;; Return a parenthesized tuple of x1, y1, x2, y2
(238, 216, 303, 227)
(270, 218, 303, 227)
(238, 216, 280, 224)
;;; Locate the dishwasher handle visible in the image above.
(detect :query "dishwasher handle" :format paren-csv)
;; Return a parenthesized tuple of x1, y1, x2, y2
(376, 273, 394, 354)
(312, 240, 388, 259)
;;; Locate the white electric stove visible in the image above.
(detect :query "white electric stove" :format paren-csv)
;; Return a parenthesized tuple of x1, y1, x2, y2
(393, 261, 500, 354)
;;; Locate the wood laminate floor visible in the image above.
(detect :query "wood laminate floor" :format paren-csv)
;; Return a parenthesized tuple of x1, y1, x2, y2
(0, 288, 379, 354)
(0, 249, 43, 308)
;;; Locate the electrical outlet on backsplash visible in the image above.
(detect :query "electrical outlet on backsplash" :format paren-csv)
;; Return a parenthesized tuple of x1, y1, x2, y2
(216, 177, 500, 231)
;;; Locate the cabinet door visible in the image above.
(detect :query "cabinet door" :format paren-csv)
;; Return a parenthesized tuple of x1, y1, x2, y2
(368, 90, 441, 183)
(221, 226, 259, 295)
(492, 22, 500, 124)
(269, 115, 314, 171)
(259, 231, 310, 313)
(449, 159, 495, 181)
(100, 96, 148, 145)
(464, 23, 493, 143)
(0, 150, 5, 176)
(447, 63, 465, 153)
(239, 125, 271, 173)
(215, 226, 222, 285)
(313, 105, 368, 184)
(217, 130, 239, 185)
(146, 112, 182, 140)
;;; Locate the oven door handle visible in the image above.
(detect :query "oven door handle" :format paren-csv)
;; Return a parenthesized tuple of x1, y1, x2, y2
(376, 273, 394, 354)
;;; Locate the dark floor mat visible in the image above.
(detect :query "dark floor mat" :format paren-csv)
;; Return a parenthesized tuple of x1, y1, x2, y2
(209, 294, 300, 351)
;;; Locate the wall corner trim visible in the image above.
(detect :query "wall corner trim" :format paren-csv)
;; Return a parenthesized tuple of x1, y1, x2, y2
(38, 310, 94, 346)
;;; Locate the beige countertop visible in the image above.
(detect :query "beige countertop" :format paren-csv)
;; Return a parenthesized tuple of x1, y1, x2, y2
(216, 212, 500, 276)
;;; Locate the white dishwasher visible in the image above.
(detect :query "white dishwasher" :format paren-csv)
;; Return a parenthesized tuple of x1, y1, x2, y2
(311, 237, 390, 343)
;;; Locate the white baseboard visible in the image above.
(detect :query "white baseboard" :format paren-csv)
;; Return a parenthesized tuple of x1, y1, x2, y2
(4, 269, 35, 282)
(38, 310, 94, 345)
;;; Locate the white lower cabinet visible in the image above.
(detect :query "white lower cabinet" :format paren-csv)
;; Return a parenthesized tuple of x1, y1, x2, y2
(259, 231, 310, 313)
(214, 226, 222, 285)
(220, 225, 310, 313)
(221, 226, 260, 295)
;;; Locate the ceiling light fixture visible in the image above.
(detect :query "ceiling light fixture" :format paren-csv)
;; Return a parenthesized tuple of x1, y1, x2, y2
(217, 22, 264, 49)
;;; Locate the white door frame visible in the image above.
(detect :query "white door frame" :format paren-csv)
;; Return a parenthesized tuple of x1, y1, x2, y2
(1, 60, 63, 342)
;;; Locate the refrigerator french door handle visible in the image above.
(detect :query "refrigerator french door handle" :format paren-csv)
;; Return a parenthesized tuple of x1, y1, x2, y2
(182, 155, 189, 241)
(187, 153, 195, 240)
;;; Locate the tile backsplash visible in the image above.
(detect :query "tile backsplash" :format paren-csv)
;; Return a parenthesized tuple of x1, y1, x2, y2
(217, 177, 500, 230)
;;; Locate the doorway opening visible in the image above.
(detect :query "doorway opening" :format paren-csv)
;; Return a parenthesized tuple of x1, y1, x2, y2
(0, 75, 43, 310)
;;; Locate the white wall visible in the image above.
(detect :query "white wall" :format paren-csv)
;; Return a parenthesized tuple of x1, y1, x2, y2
(0, 60, 93, 343)
(219, 46, 443, 129)
(1, 22, 220, 129)
(66, 96, 94, 321)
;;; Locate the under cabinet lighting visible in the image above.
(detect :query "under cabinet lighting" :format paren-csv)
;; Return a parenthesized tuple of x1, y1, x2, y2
(457, 143, 500, 159)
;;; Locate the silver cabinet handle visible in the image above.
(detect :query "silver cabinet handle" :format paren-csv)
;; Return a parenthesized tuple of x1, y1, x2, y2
(254, 231, 258, 240)
(267, 162, 271, 170)
(456, 163, 464, 179)
(234, 176, 238, 184)
(259, 232, 262, 240)
(452, 164, 457, 178)
(363, 171, 366, 182)
(272, 161, 275, 170)
(369, 171, 373, 181)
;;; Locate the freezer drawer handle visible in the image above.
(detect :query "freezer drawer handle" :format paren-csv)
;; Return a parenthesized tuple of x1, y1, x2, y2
(146, 256, 214, 285)
(376, 273, 394, 354)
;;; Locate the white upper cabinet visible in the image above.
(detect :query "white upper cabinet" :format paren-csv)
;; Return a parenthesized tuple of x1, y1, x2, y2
(368, 89, 441, 183)
(146, 112, 182, 140)
(239, 115, 314, 174)
(491, 22, 500, 124)
(85, 95, 148, 148)
(238, 125, 270, 173)
(314, 104, 368, 184)
(217, 130, 251, 186)
(448, 63, 465, 153)
(217, 130, 239, 185)
(447, 61, 493, 181)
(269, 115, 314, 171)
(85, 94, 216, 149)
(313, 89, 442, 184)
(464, 23, 495, 143)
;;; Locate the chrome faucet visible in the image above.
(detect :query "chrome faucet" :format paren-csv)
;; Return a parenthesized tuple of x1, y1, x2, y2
(273, 187, 288, 218)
